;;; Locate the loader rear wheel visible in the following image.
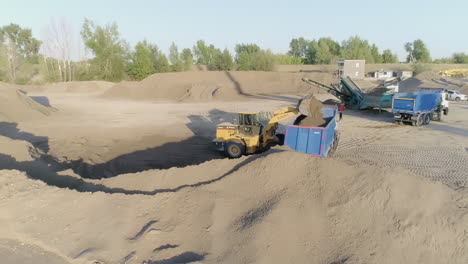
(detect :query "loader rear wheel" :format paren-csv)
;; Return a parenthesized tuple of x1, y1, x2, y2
(225, 141, 245, 159)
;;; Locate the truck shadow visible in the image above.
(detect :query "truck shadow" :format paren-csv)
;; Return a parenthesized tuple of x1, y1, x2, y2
(343, 109, 395, 123)
(428, 123, 468, 137)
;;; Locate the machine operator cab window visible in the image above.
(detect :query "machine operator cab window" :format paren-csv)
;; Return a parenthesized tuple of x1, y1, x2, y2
(238, 113, 262, 134)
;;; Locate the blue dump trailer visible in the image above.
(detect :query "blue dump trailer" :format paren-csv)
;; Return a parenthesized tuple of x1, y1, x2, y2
(392, 89, 448, 126)
(285, 105, 339, 157)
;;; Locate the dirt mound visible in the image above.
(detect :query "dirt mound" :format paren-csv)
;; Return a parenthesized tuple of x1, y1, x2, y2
(21, 81, 114, 94)
(0, 83, 54, 122)
(399, 71, 468, 93)
(1, 150, 466, 263)
(102, 71, 337, 101)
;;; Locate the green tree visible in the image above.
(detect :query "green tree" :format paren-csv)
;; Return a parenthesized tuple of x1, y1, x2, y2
(128, 41, 154, 80)
(147, 43, 170, 73)
(234, 44, 275, 71)
(274, 54, 303, 65)
(305, 38, 340, 64)
(433, 57, 453, 64)
(340, 36, 375, 62)
(250, 50, 276, 71)
(381, 49, 398, 63)
(0, 46, 8, 81)
(370, 44, 382, 63)
(193, 40, 217, 65)
(181, 48, 193, 71)
(0, 23, 41, 81)
(405, 39, 431, 63)
(211, 48, 234, 70)
(288, 37, 309, 61)
(169, 42, 183, 72)
(452, 53, 468, 64)
(80, 19, 128, 81)
(234, 43, 260, 61)
(237, 51, 251, 71)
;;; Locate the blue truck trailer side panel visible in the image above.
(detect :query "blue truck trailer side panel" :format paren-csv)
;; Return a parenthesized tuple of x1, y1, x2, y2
(393, 91, 441, 114)
(285, 106, 337, 157)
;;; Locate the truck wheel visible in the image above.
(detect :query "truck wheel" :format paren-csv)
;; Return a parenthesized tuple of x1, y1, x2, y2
(423, 114, 431, 125)
(276, 134, 285, 146)
(225, 141, 245, 159)
(327, 131, 341, 157)
(415, 115, 424, 126)
(437, 111, 443, 122)
(455, 97, 461, 101)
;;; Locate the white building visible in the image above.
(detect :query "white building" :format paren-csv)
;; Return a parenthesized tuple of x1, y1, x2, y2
(396, 71, 413, 79)
(374, 70, 394, 79)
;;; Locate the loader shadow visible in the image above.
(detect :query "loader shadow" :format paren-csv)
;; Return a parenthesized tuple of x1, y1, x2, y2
(0, 122, 49, 153)
(0, 115, 284, 194)
(68, 135, 225, 179)
(0, 108, 235, 179)
(67, 109, 236, 178)
(0, 147, 282, 195)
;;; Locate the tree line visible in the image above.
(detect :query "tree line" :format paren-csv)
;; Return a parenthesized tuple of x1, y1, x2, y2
(288, 36, 400, 64)
(1, 20, 467, 84)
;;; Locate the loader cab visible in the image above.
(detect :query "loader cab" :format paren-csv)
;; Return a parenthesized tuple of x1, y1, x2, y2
(238, 112, 262, 135)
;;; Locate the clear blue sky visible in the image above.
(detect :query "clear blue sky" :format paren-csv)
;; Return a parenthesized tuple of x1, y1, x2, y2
(1, 0, 467, 61)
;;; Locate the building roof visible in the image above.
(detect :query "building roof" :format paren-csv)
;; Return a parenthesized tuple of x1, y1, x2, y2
(337, 59, 366, 62)
(375, 70, 393, 73)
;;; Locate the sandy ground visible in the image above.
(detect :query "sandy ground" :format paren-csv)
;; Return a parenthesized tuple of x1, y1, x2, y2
(0, 72, 467, 264)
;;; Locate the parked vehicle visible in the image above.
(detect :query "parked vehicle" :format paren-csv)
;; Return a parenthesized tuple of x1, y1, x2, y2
(392, 89, 449, 126)
(447, 90, 467, 101)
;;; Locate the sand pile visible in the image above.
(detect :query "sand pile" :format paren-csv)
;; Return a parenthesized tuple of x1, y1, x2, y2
(20, 81, 114, 94)
(0, 150, 466, 263)
(102, 71, 336, 101)
(297, 97, 326, 127)
(0, 83, 53, 122)
(399, 71, 468, 93)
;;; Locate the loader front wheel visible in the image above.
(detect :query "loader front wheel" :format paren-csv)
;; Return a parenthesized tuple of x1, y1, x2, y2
(225, 141, 245, 159)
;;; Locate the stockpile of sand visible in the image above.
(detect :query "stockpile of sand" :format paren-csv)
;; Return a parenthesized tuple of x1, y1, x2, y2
(0, 150, 466, 263)
(102, 71, 337, 101)
(399, 71, 468, 93)
(20, 81, 114, 94)
(0, 83, 53, 122)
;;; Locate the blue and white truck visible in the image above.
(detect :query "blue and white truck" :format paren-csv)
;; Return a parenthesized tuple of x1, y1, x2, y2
(392, 89, 449, 126)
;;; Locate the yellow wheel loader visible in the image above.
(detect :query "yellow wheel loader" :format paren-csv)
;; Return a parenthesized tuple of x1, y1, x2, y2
(213, 99, 312, 158)
(213, 107, 299, 158)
